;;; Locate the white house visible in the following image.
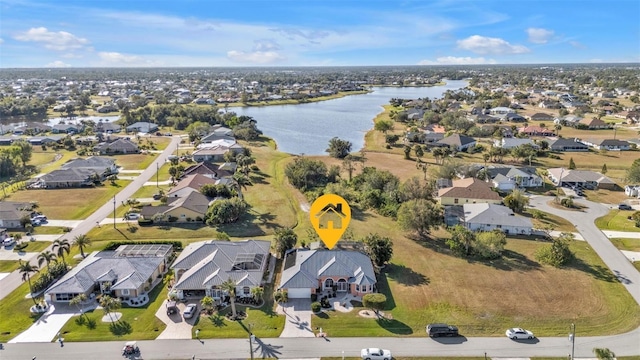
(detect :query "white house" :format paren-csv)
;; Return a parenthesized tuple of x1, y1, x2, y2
(463, 203, 533, 235)
(625, 185, 640, 198)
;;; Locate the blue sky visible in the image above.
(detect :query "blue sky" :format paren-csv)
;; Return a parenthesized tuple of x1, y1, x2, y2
(0, 0, 638, 68)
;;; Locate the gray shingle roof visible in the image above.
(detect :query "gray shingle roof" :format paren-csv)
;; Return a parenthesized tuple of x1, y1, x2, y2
(279, 249, 376, 290)
(463, 203, 532, 228)
(172, 240, 271, 290)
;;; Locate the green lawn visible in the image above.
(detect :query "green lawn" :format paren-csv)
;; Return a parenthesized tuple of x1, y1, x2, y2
(13, 241, 50, 253)
(130, 184, 171, 200)
(7, 180, 131, 219)
(194, 283, 284, 339)
(610, 238, 640, 252)
(59, 278, 168, 341)
(595, 210, 640, 232)
(525, 208, 577, 233)
(0, 279, 45, 342)
(0, 260, 19, 273)
(109, 153, 156, 170)
(33, 226, 68, 235)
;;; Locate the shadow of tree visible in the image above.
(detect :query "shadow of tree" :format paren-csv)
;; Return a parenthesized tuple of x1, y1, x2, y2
(375, 271, 396, 311)
(109, 320, 132, 336)
(375, 317, 413, 335)
(569, 257, 618, 283)
(351, 208, 371, 222)
(385, 263, 429, 286)
(208, 314, 227, 327)
(314, 311, 329, 319)
(480, 250, 542, 272)
(254, 337, 283, 359)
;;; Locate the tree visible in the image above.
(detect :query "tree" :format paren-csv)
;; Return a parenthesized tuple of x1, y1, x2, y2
(626, 159, 640, 183)
(362, 293, 386, 317)
(18, 260, 39, 302)
(601, 163, 608, 175)
(52, 238, 71, 266)
(99, 295, 121, 322)
(37, 250, 57, 271)
(363, 233, 393, 267)
(326, 137, 352, 159)
(251, 286, 264, 303)
(73, 234, 91, 258)
(474, 230, 507, 259)
(385, 134, 400, 146)
(593, 348, 615, 360)
(236, 154, 256, 175)
(397, 199, 443, 237)
(342, 156, 356, 182)
(568, 157, 576, 170)
(403, 145, 412, 160)
(221, 278, 238, 320)
(70, 293, 87, 317)
(413, 145, 424, 160)
(399, 176, 434, 202)
(535, 232, 575, 267)
(446, 225, 475, 256)
(285, 157, 328, 191)
(200, 296, 215, 315)
(205, 197, 248, 225)
(274, 227, 297, 258)
(374, 119, 393, 133)
(503, 189, 529, 213)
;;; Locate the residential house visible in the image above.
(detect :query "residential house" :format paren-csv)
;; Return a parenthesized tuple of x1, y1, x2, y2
(626, 111, 640, 124)
(547, 168, 616, 190)
(139, 190, 211, 222)
(505, 113, 526, 122)
(579, 118, 610, 130)
(182, 162, 223, 179)
(126, 122, 158, 133)
(171, 240, 271, 300)
(487, 166, 543, 191)
(45, 244, 172, 303)
(95, 122, 121, 133)
(96, 104, 119, 113)
(193, 140, 244, 162)
(0, 201, 33, 228)
(469, 114, 499, 124)
(436, 134, 476, 151)
(579, 139, 630, 151)
(200, 126, 235, 143)
(459, 203, 533, 235)
(94, 138, 139, 154)
(62, 156, 118, 177)
(168, 174, 218, 198)
(529, 112, 555, 121)
(557, 115, 582, 126)
(548, 138, 589, 152)
(624, 185, 640, 198)
(27, 135, 64, 146)
(539, 100, 562, 109)
(518, 126, 554, 137)
(489, 107, 514, 115)
(438, 178, 502, 205)
(494, 138, 538, 150)
(52, 124, 81, 134)
(278, 249, 376, 299)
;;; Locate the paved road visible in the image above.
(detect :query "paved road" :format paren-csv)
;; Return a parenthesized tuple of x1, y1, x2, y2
(0, 136, 181, 301)
(2, 329, 640, 359)
(529, 195, 640, 305)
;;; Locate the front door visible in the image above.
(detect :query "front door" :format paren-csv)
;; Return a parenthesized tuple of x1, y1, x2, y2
(337, 279, 348, 292)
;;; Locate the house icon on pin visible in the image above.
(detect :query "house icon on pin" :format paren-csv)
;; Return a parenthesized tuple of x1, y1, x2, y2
(315, 203, 347, 229)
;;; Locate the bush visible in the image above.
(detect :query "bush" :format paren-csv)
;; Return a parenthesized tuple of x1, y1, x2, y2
(362, 293, 387, 314)
(311, 302, 322, 313)
(137, 219, 153, 225)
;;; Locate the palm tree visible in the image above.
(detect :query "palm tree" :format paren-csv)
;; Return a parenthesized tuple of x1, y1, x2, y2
(73, 234, 91, 258)
(99, 295, 121, 322)
(52, 238, 71, 266)
(251, 287, 264, 304)
(220, 278, 238, 320)
(554, 124, 562, 136)
(37, 250, 57, 271)
(18, 260, 39, 304)
(70, 293, 87, 317)
(593, 348, 615, 360)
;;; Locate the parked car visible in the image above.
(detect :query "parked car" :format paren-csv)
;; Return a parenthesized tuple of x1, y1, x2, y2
(360, 348, 392, 360)
(121, 341, 139, 356)
(426, 323, 459, 337)
(126, 213, 140, 220)
(2, 238, 16, 248)
(183, 303, 198, 319)
(152, 193, 162, 200)
(619, 204, 633, 210)
(505, 327, 534, 340)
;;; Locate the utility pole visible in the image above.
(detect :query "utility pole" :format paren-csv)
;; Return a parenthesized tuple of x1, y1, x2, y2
(569, 323, 576, 360)
(113, 195, 116, 229)
(248, 323, 255, 360)
(156, 162, 159, 188)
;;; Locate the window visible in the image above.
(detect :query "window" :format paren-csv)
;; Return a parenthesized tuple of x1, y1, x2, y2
(454, 198, 459, 204)
(324, 278, 334, 289)
(121, 289, 130, 296)
(355, 285, 360, 292)
(243, 287, 250, 295)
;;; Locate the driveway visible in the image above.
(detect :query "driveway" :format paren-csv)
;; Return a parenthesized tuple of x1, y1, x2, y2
(8, 302, 88, 343)
(155, 299, 195, 339)
(277, 299, 315, 338)
(0, 247, 38, 261)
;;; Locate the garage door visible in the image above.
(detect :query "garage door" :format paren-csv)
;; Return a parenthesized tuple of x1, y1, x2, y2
(287, 288, 311, 299)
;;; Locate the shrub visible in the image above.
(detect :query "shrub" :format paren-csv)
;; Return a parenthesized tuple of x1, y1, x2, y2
(362, 293, 387, 314)
(311, 302, 322, 313)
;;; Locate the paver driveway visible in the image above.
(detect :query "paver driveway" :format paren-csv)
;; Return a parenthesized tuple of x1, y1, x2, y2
(277, 298, 315, 337)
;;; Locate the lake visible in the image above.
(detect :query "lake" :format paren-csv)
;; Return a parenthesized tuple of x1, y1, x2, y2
(233, 80, 467, 155)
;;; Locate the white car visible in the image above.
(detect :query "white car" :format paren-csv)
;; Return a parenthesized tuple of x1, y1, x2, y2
(506, 327, 534, 340)
(183, 303, 198, 319)
(360, 348, 392, 360)
(126, 213, 140, 220)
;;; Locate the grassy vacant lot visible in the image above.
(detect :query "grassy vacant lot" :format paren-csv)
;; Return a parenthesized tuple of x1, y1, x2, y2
(313, 231, 640, 337)
(7, 180, 131, 219)
(610, 238, 640, 252)
(59, 279, 168, 341)
(595, 210, 639, 232)
(109, 153, 156, 171)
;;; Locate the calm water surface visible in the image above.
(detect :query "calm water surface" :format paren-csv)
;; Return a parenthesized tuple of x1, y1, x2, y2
(233, 80, 467, 155)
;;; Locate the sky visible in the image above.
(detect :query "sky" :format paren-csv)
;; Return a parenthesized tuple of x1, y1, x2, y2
(0, 0, 639, 68)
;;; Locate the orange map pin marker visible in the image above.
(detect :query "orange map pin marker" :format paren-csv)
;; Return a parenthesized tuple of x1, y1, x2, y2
(309, 194, 351, 249)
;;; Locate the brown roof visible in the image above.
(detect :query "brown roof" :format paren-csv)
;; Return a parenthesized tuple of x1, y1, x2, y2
(438, 178, 502, 201)
(168, 174, 217, 196)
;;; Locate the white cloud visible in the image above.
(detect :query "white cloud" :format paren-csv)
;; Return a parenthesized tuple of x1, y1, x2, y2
(418, 56, 497, 65)
(457, 35, 529, 54)
(526, 28, 554, 44)
(227, 50, 286, 64)
(14, 27, 89, 51)
(569, 41, 586, 49)
(45, 60, 71, 68)
(96, 52, 161, 66)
